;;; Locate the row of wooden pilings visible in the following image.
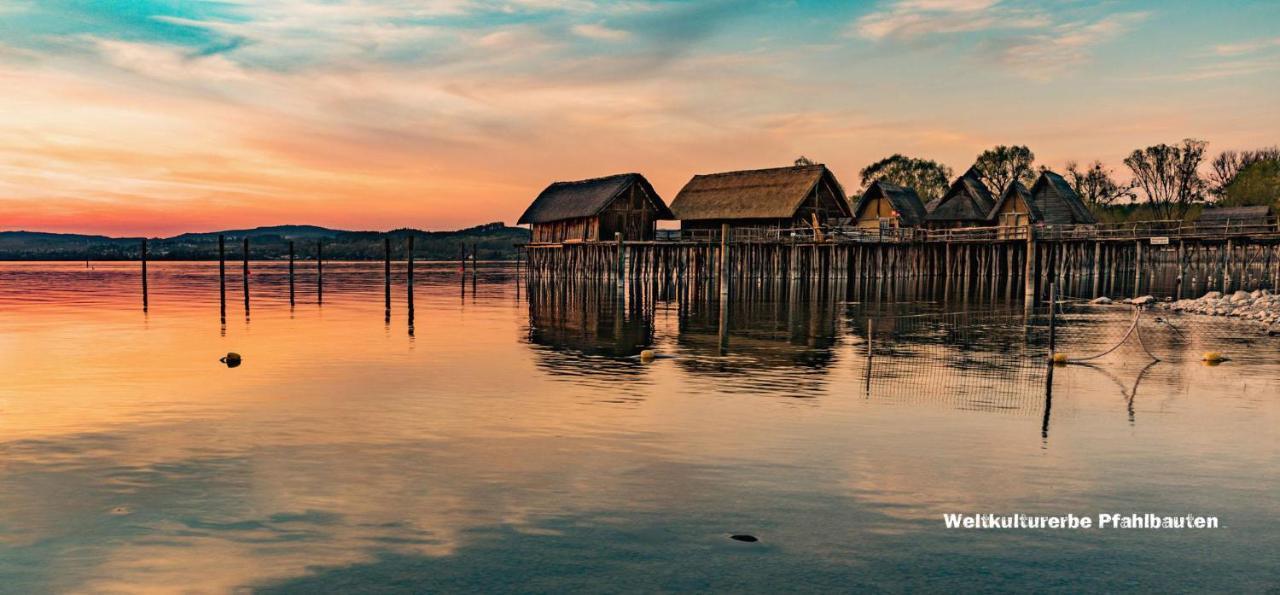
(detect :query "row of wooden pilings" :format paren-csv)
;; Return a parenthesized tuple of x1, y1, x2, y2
(137, 236, 505, 320)
(525, 226, 1280, 304)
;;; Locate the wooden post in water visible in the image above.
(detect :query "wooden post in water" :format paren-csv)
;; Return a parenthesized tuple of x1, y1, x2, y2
(140, 238, 148, 312)
(460, 244, 466, 275)
(218, 235, 226, 322)
(1222, 239, 1232, 294)
(1023, 229, 1036, 314)
(317, 240, 324, 304)
(719, 223, 730, 299)
(288, 240, 295, 306)
(384, 235, 392, 320)
(242, 237, 250, 316)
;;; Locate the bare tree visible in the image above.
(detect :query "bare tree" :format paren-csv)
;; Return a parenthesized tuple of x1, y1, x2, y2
(858, 154, 953, 204)
(1064, 160, 1134, 207)
(1123, 138, 1208, 221)
(1208, 147, 1280, 200)
(973, 145, 1036, 193)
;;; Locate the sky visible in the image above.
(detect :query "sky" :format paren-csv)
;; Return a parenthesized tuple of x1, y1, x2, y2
(0, 0, 1278, 236)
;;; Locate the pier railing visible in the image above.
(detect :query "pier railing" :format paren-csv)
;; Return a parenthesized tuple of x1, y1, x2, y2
(639, 217, 1280, 246)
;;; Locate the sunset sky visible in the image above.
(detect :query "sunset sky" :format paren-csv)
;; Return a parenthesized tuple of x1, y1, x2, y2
(1, 0, 1278, 236)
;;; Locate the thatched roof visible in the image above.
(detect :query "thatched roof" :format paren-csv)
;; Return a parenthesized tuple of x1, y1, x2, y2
(518, 173, 672, 224)
(854, 181, 928, 226)
(925, 167, 995, 223)
(669, 164, 849, 221)
(1198, 205, 1275, 223)
(987, 180, 1039, 221)
(1028, 171, 1097, 224)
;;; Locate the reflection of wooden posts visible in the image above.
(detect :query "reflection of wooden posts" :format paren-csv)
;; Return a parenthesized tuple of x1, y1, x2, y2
(384, 235, 392, 319)
(719, 223, 730, 299)
(1133, 239, 1142, 297)
(615, 232, 623, 285)
(242, 237, 250, 316)
(459, 244, 466, 275)
(864, 317, 874, 393)
(1176, 240, 1185, 300)
(288, 240, 295, 306)
(717, 293, 730, 355)
(140, 238, 148, 312)
(1091, 240, 1101, 299)
(317, 240, 324, 304)
(1048, 281, 1056, 355)
(218, 235, 226, 322)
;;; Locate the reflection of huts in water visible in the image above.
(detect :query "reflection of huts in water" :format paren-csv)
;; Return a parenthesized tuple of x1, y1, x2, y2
(526, 281, 654, 362)
(670, 164, 853, 235)
(851, 181, 928, 230)
(676, 284, 841, 370)
(1195, 205, 1277, 231)
(924, 167, 995, 228)
(518, 173, 673, 243)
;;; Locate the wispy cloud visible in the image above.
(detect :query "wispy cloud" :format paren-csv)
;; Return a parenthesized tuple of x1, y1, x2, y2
(850, 0, 1145, 80)
(1212, 36, 1280, 57)
(988, 12, 1149, 80)
(572, 22, 631, 41)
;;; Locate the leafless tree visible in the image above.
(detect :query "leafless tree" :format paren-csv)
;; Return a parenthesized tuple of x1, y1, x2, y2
(1064, 160, 1134, 207)
(1123, 138, 1208, 221)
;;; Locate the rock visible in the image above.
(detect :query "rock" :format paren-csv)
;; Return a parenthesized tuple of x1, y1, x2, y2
(1090, 297, 1113, 305)
(730, 534, 759, 543)
(1231, 290, 1252, 303)
(1203, 291, 1222, 300)
(1269, 324, 1280, 337)
(1131, 295, 1155, 306)
(220, 352, 242, 368)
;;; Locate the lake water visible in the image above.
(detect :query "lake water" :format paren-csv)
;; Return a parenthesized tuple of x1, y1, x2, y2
(0, 262, 1277, 593)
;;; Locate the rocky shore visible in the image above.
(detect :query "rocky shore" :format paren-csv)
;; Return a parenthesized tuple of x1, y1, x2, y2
(1153, 290, 1280, 335)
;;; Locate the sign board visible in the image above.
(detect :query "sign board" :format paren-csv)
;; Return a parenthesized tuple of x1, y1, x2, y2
(1150, 237, 1170, 245)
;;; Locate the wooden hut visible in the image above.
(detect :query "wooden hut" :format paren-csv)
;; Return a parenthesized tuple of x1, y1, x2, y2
(988, 180, 1036, 233)
(669, 164, 852, 235)
(1025, 171, 1097, 225)
(851, 181, 928, 230)
(518, 173, 673, 244)
(1196, 205, 1277, 231)
(924, 167, 996, 228)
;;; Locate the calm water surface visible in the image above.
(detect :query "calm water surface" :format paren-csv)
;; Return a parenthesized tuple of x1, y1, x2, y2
(0, 262, 1276, 593)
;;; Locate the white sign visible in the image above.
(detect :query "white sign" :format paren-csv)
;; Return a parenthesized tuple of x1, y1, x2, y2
(1150, 236, 1170, 245)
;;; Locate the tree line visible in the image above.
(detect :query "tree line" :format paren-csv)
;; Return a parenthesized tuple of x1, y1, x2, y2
(853, 141, 1280, 222)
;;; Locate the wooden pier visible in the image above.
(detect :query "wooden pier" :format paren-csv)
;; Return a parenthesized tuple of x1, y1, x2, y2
(524, 220, 1280, 302)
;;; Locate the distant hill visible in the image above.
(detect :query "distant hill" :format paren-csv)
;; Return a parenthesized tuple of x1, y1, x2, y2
(0, 222, 530, 261)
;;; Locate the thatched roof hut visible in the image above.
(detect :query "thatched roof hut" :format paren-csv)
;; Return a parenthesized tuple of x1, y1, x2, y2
(1027, 171, 1097, 224)
(852, 181, 928, 228)
(669, 164, 852, 231)
(1197, 205, 1276, 227)
(924, 167, 996, 227)
(518, 173, 672, 243)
